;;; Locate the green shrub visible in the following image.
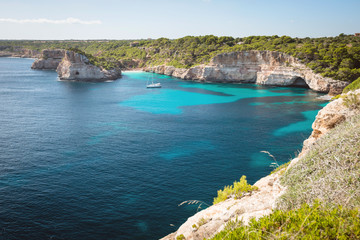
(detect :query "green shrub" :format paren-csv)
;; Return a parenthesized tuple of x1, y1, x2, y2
(343, 77, 360, 93)
(176, 234, 185, 240)
(331, 94, 341, 100)
(209, 201, 360, 240)
(213, 176, 258, 204)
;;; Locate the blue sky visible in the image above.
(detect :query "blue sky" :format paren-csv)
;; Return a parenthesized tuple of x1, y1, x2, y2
(0, 0, 359, 39)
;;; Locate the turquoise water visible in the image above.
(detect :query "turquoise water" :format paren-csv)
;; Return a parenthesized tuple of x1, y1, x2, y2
(0, 58, 326, 239)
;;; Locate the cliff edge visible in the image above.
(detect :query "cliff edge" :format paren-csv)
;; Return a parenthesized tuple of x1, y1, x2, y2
(144, 51, 348, 94)
(161, 89, 360, 240)
(56, 50, 121, 81)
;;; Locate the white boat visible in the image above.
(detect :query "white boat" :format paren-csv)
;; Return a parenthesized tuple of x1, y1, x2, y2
(146, 75, 161, 88)
(147, 82, 161, 88)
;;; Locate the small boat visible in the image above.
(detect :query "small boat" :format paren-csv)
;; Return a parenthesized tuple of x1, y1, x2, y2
(146, 75, 161, 88)
(147, 82, 162, 88)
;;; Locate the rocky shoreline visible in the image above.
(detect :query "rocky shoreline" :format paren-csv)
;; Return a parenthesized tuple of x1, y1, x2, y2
(144, 51, 348, 94)
(161, 88, 360, 240)
(1, 49, 349, 92)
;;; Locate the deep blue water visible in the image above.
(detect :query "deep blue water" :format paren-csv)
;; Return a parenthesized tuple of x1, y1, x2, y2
(0, 58, 326, 240)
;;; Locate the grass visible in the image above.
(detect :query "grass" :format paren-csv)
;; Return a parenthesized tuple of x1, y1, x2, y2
(213, 175, 258, 205)
(343, 92, 360, 110)
(209, 201, 360, 240)
(343, 77, 360, 93)
(271, 161, 291, 175)
(277, 114, 360, 211)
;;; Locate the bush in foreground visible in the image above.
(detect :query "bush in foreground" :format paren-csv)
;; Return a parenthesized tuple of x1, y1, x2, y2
(213, 175, 258, 205)
(210, 201, 360, 240)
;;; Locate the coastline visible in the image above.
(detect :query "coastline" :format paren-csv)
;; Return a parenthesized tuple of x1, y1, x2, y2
(162, 88, 360, 240)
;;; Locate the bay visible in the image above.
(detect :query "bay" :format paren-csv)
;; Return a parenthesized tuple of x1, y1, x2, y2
(0, 57, 325, 239)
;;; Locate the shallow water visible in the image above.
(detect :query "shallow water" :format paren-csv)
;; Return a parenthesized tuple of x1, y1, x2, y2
(0, 58, 326, 239)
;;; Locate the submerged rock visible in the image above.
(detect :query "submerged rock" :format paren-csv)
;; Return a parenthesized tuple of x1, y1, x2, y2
(31, 49, 65, 70)
(144, 51, 349, 93)
(56, 50, 121, 82)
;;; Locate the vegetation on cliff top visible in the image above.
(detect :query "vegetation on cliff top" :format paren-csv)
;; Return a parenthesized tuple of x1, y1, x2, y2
(343, 76, 360, 93)
(278, 114, 360, 211)
(1, 34, 360, 82)
(210, 201, 360, 240)
(66, 47, 120, 70)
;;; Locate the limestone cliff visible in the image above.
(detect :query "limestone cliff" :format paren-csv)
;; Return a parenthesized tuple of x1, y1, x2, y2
(56, 50, 121, 81)
(160, 89, 360, 240)
(300, 89, 360, 155)
(31, 49, 65, 70)
(144, 51, 348, 94)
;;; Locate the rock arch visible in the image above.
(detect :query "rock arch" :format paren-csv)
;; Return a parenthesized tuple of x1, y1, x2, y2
(291, 77, 309, 88)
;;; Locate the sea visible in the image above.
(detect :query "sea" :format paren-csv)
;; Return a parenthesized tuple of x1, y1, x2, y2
(0, 57, 326, 239)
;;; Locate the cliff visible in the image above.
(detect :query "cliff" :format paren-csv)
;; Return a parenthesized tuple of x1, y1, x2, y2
(56, 50, 121, 81)
(161, 89, 360, 240)
(300, 90, 360, 155)
(144, 51, 348, 94)
(31, 49, 65, 70)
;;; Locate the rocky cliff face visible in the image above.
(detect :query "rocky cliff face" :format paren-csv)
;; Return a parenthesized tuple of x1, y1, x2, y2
(31, 49, 65, 70)
(144, 51, 348, 94)
(56, 50, 121, 81)
(300, 89, 360, 155)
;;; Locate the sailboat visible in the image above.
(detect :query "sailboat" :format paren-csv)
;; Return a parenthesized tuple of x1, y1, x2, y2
(146, 74, 161, 88)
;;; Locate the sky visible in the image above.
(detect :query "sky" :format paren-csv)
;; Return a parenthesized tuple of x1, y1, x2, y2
(0, 0, 359, 40)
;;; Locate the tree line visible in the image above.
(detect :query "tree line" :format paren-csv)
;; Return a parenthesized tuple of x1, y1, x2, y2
(1, 34, 359, 82)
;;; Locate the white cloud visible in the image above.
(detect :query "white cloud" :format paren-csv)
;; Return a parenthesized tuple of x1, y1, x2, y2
(0, 17, 102, 25)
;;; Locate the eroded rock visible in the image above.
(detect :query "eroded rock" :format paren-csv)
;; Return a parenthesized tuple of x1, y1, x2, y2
(301, 89, 360, 154)
(144, 51, 349, 93)
(31, 49, 65, 70)
(56, 50, 121, 81)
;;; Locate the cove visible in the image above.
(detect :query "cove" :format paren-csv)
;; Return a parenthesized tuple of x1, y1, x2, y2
(0, 58, 326, 240)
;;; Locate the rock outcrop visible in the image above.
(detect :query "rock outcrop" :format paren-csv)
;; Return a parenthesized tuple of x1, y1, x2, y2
(144, 51, 348, 93)
(301, 89, 360, 154)
(161, 172, 285, 240)
(31, 49, 65, 70)
(56, 50, 121, 81)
